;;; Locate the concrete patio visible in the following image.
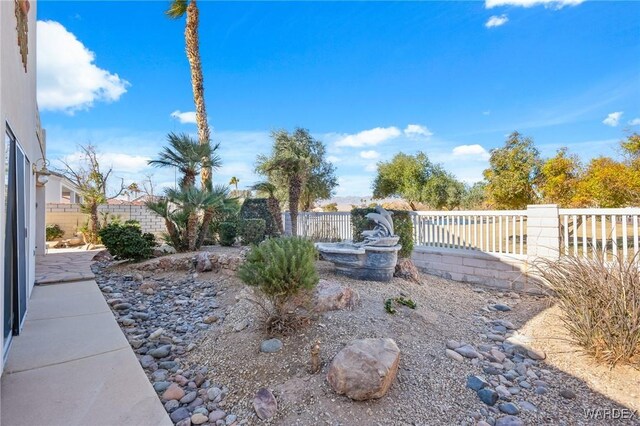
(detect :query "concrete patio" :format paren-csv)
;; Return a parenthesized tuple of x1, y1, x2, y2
(1, 251, 171, 426)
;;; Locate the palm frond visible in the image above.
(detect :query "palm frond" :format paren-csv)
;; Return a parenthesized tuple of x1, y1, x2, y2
(166, 0, 188, 18)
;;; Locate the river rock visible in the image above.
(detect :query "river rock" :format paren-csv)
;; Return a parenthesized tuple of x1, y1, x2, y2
(260, 338, 283, 353)
(394, 258, 421, 283)
(327, 338, 400, 400)
(253, 387, 278, 420)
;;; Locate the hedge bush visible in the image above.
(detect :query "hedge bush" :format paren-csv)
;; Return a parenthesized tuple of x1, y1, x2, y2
(240, 198, 280, 237)
(219, 222, 237, 247)
(239, 218, 266, 245)
(350, 207, 414, 258)
(46, 224, 65, 241)
(98, 220, 156, 261)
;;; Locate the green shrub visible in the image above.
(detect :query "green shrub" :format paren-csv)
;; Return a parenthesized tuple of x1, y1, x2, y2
(238, 236, 319, 333)
(240, 198, 280, 237)
(239, 218, 266, 245)
(98, 220, 156, 261)
(46, 224, 65, 241)
(350, 207, 414, 258)
(219, 222, 237, 247)
(536, 252, 640, 366)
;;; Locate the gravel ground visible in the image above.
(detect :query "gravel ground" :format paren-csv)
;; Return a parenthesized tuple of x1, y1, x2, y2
(96, 256, 639, 426)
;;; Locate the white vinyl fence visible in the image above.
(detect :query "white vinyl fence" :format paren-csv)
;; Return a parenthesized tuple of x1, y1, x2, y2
(294, 212, 352, 242)
(559, 208, 640, 261)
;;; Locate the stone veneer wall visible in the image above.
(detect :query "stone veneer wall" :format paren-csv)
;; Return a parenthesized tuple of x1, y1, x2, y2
(45, 203, 166, 237)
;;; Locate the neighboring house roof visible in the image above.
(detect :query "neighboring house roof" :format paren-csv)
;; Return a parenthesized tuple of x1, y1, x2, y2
(49, 171, 82, 193)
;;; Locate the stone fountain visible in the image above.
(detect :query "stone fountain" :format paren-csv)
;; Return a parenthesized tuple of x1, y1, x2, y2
(316, 206, 401, 282)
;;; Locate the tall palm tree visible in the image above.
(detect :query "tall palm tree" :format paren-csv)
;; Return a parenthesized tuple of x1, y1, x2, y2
(256, 130, 313, 236)
(229, 176, 239, 190)
(148, 133, 220, 190)
(166, 0, 212, 190)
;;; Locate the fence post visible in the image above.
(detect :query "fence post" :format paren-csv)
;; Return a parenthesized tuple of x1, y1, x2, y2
(526, 204, 560, 260)
(283, 212, 292, 236)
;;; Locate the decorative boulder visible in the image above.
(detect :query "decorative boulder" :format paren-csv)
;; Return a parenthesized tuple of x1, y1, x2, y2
(253, 388, 277, 420)
(195, 252, 213, 272)
(327, 338, 400, 400)
(315, 279, 360, 312)
(394, 258, 420, 283)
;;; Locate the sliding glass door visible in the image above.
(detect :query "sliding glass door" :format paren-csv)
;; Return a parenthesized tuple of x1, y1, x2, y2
(3, 126, 30, 359)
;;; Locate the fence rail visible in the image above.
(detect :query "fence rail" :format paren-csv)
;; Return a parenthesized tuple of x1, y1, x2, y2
(290, 206, 640, 260)
(412, 211, 527, 256)
(558, 208, 640, 260)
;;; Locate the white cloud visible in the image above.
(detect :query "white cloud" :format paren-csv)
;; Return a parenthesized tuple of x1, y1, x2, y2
(629, 118, 640, 126)
(170, 110, 197, 124)
(404, 124, 433, 138)
(59, 152, 151, 175)
(335, 127, 401, 147)
(603, 111, 623, 127)
(485, 15, 509, 28)
(37, 20, 129, 113)
(327, 155, 342, 163)
(452, 144, 491, 160)
(485, 0, 584, 8)
(360, 150, 380, 160)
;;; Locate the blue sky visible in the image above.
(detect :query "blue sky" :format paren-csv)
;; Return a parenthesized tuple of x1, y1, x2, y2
(37, 0, 640, 197)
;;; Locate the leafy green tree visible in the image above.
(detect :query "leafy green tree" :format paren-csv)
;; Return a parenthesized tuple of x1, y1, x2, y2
(460, 181, 488, 210)
(573, 157, 640, 208)
(372, 152, 464, 210)
(166, 0, 212, 190)
(539, 148, 582, 207)
(483, 132, 541, 209)
(256, 128, 337, 235)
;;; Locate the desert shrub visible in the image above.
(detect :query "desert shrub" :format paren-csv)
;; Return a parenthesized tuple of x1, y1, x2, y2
(98, 220, 156, 261)
(238, 218, 266, 245)
(240, 198, 281, 238)
(219, 222, 237, 247)
(350, 207, 414, 258)
(46, 224, 65, 241)
(535, 252, 640, 366)
(237, 237, 319, 333)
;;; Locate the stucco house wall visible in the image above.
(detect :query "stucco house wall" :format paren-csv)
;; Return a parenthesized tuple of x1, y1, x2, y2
(1, 0, 46, 374)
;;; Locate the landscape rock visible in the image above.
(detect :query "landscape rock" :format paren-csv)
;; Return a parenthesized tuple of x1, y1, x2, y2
(495, 415, 524, 426)
(467, 375, 489, 391)
(253, 387, 278, 420)
(327, 338, 400, 401)
(499, 402, 520, 415)
(260, 338, 283, 353)
(170, 407, 191, 423)
(477, 388, 499, 406)
(455, 344, 480, 359)
(560, 389, 576, 399)
(446, 349, 464, 362)
(315, 279, 359, 312)
(191, 413, 208, 425)
(162, 383, 186, 401)
(394, 258, 421, 283)
(195, 252, 213, 273)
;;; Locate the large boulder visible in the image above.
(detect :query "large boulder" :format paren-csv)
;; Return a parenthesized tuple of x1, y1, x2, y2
(327, 338, 400, 400)
(195, 252, 213, 272)
(315, 279, 359, 312)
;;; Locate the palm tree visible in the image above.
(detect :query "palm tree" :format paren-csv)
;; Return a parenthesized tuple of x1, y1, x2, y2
(148, 133, 220, 190)
(229, 176, 239, 190)
(166, 0, 212, 190)
(255, 130, 314, 236)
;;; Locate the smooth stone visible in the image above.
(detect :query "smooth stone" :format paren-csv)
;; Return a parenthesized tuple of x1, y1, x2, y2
(170, 407, 191, 423)
(495, 385, 511, 399)
(507, 387, 520, 395)
(260, 338, 283, 353)
(175, 419, 191, 426)
(148, 345, 172, 359)
(207, 387, 222, 402)
(490, 349, 506, 363)
(520, 401, 538, 412)
(560, 389, 576, 399)
(454, 344, 480, 359)
(162, 383, 185, 401)
(483, 366, 501, 376)
(478, 388, 499, 406)
(153, 381, 171, 392)
(499, 402, 520, 415)
(253, 388, 278, 420)
(527, 348, 546, 360)
(534, 386, 547, 395)
(209, 410, 226, 422)
(495, 415, 524, 426)
(446, 349, 464, 362)
(467, 375, 489, 391)
(181, 391, 198, 404)
(493, 304, 512, 312)
(225, 414, 237, 425)
(191, 413, 208, 425)
(519, 380, 531, 389)
(446, 340, 462, 350)
(164, 399, 180, 412)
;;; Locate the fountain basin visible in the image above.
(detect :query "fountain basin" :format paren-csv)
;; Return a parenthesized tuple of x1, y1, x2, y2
(316, 242, 401, 282)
